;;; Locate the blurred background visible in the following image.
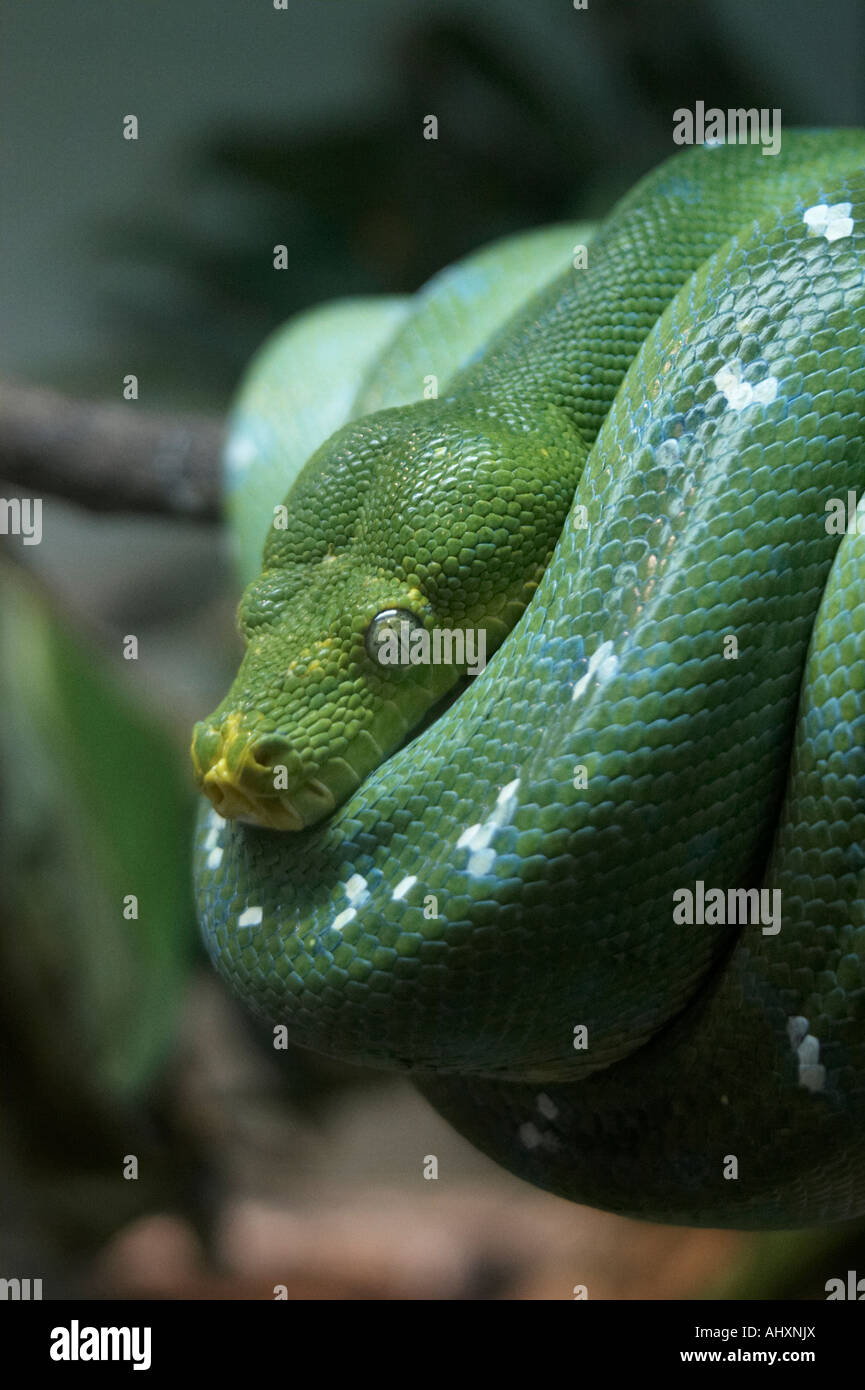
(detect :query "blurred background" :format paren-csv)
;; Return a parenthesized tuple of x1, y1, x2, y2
(1, 0, 864, 1300)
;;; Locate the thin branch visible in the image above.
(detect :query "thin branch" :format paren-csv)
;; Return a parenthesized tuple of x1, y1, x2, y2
(0, 382, 225, 520)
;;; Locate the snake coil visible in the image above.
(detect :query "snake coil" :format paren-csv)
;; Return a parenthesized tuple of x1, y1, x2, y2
(194, 131, 865, 1227)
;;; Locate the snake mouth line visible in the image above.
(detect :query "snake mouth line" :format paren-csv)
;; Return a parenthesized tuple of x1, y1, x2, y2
(193, 668, 478, 834)
(201, 773, 305, 831)
(192, 715, 338, 831)
(200, 761, 338, 831)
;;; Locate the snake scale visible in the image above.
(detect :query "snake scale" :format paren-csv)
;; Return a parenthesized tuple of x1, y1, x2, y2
(192, 131, 865, 1228)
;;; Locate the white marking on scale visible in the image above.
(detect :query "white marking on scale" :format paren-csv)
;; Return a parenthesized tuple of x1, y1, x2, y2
(331, 907, 357, 933)
(392, 875, 417, 901)
(344, 873, 370, 906)
(713, 361, 778, 412)
(536, 1093, 559, 1120)
(786, 1016, 809, 1047)
(467, 848, 496, 876)
(518, 1122, 543, 1150)
(238, 905, 263, 929)
(207, 847, 224, 869)
(715, 364, 751, 409)
(803, 201, 854, 242)
(461, 779, 521, 876)
(457, 823, 483, 851)
(786, 1015, 826, 1092)
(572, 639, 618, 701)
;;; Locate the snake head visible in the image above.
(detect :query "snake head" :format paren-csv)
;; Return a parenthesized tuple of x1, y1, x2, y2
(191, 562, 462, 831)
(191, 403, 579, 830)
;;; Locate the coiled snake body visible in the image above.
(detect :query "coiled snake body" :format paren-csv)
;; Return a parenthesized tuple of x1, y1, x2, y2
(193, 132, 865, 1227)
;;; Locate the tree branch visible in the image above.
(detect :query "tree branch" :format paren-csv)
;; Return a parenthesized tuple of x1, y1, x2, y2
(0, 382, 225, 520)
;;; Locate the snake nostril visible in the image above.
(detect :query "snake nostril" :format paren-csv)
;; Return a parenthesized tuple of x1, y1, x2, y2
(250, 735, 295, 772)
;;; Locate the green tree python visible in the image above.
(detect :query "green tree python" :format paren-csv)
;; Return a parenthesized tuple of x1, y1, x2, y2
(192, 131, 865, 1228)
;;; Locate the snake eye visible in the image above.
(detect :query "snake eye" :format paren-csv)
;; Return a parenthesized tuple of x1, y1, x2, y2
(364, 608, 425, 666)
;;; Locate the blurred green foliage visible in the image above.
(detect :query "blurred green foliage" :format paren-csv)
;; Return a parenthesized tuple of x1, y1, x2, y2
(0, 560, 197, 1253)
(98, 6, 806, 404)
